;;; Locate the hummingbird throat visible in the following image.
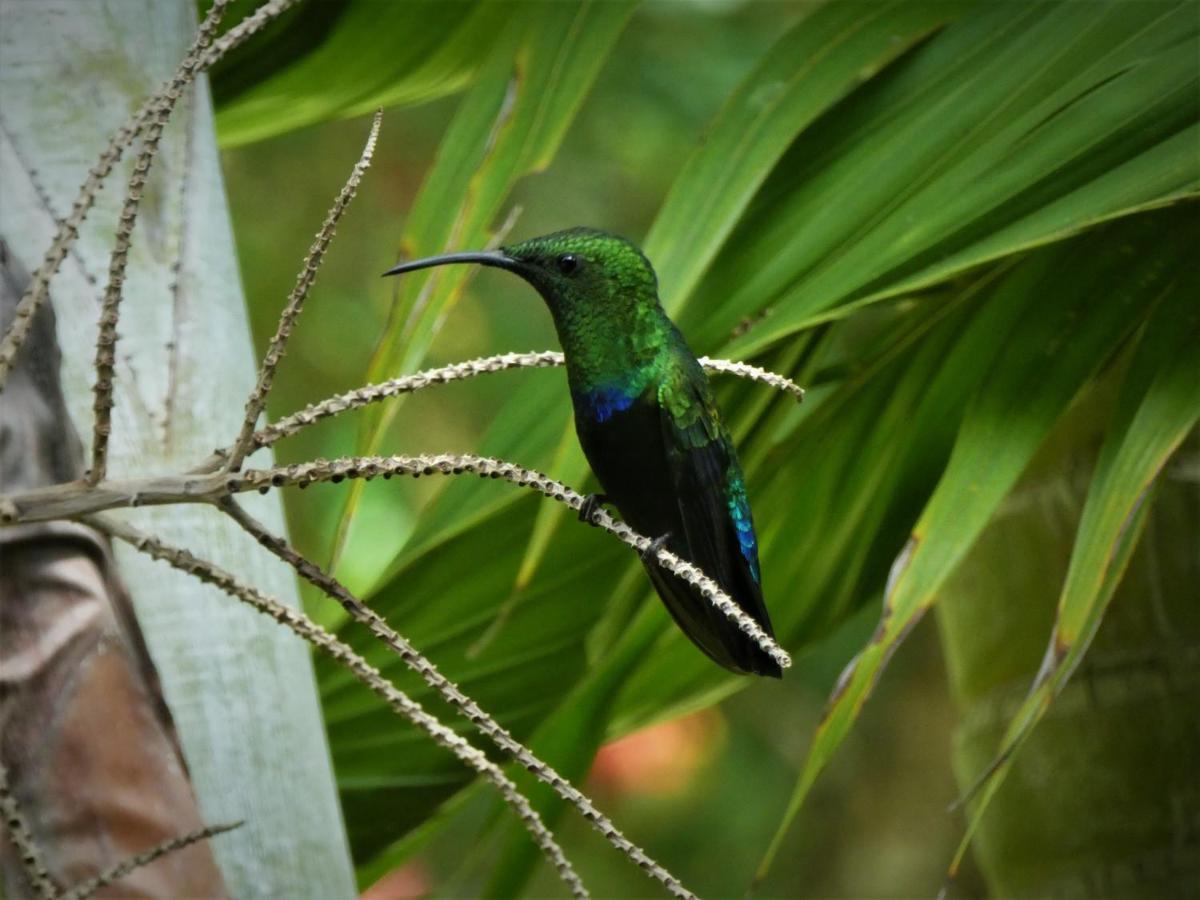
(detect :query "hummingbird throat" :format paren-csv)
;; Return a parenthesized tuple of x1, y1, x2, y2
(548, 296, 668, 416)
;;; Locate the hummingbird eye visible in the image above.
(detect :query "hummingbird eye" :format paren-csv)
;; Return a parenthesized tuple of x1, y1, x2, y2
(556, 253, 579, 275)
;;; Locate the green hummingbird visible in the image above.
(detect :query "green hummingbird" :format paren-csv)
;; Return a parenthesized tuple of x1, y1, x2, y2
(385, 228, 780, 677)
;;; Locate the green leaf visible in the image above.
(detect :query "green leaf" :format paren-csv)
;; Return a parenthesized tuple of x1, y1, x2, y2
(755, 210, 1193, 883)
(206, 0, 348, 107)
(213, 1, 507, 147)
(948, 265, 1200, 876)
(482, 605, 665, 898)
(484, 269, 1009, 891)
(460, 1, 1200, 640)
(504, 0, 969, 639)
(321, 496, 621, 860)
(270, 0, 1200, 882)
(377, 376, 572, 587)
(365, 0, 636, 386)
(608, 289, 984, 730)
(329, 0, 635, 577)
(644, 0, 966, 312)
(695, 0, 1199, 355)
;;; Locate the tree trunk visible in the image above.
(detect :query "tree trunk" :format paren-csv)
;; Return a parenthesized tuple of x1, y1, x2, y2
(1, 239, 232, 897)
(937, 391, 1200, 896)
(0, 1, 356, 895)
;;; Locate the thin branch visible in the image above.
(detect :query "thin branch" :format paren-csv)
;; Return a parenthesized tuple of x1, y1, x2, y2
(697, 356, 806, 401)
(0, 0, 285, 391)
(323, 202, 525, 578)
(229, 454, 791, 671)
(251, 351, 563, 452)
(224, 110, 383, 472)
(199, 0, 301, 70)
(0, 761, 56, 900)
(58, 822, 243, 900)
(93, 515, 588, 900)
(235, 351, 804, 455)
(87, 0, 234, 484)
(217, 497, 697, 900)
(0, 452, 790, 672)
(0, 471, 227, 524)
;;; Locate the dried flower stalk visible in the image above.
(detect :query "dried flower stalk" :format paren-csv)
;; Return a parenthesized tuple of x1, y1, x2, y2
(218, 498, 698, 900)
(225, 110, 383, 472)
(58, 822, 242, 900)
(698, 356, 806, 401)
(87, 0, 234, 484)
(94, 515, 588, 900)
(251, 351, 563, 451)
(244, 351, 803, 453)
(0, 7, 808, 889)
(199, 0, 300, 71)
(0, 452, 790, 671)
(0, 761, 56, 899)
(232, 454, 791, 670)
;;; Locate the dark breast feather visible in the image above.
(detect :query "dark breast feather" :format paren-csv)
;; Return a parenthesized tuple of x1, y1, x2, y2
(572, 376, 780, 676)
(656, 376, 778, 675)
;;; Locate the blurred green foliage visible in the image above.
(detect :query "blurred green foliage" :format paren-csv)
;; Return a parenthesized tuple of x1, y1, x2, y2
(215, 0, 1198, 895)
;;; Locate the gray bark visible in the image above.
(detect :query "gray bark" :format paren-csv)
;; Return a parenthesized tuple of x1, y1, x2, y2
(937, 410, 1200, 896)
(0, 238, 228, 896)
(0, 1, 356, 895)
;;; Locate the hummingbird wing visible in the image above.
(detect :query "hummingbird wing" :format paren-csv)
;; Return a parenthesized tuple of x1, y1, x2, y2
(651, 361, 780, 676)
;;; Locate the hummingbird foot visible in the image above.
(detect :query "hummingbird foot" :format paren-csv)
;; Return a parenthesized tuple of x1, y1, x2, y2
(640, 532, 673, 562)
(578, 492, 611, 524)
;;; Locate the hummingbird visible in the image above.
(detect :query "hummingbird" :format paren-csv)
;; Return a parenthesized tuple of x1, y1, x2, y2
(384, 228, 780, 677)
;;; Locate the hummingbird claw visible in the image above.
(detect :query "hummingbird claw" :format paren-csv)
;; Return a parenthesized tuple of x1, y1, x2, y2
(578, 492, 611, 524)
(641, 532, 672, 562)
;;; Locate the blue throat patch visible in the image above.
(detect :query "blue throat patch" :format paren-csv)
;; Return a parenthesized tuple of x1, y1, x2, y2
(578, 385, 636, 423)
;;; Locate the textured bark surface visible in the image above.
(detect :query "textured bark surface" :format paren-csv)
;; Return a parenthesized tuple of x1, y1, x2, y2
(0, 2, 355, 895)
(937, 402, 1200, 897)
(0, 531, 234, 899)
(0, 242, 228, 897)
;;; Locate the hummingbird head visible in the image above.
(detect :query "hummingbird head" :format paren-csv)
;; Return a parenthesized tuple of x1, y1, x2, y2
(499, 227, 658, 308)
(383, 227, 659, 315)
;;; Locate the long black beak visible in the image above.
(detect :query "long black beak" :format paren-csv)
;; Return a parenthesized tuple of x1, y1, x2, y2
(382, 250, 523, 278)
